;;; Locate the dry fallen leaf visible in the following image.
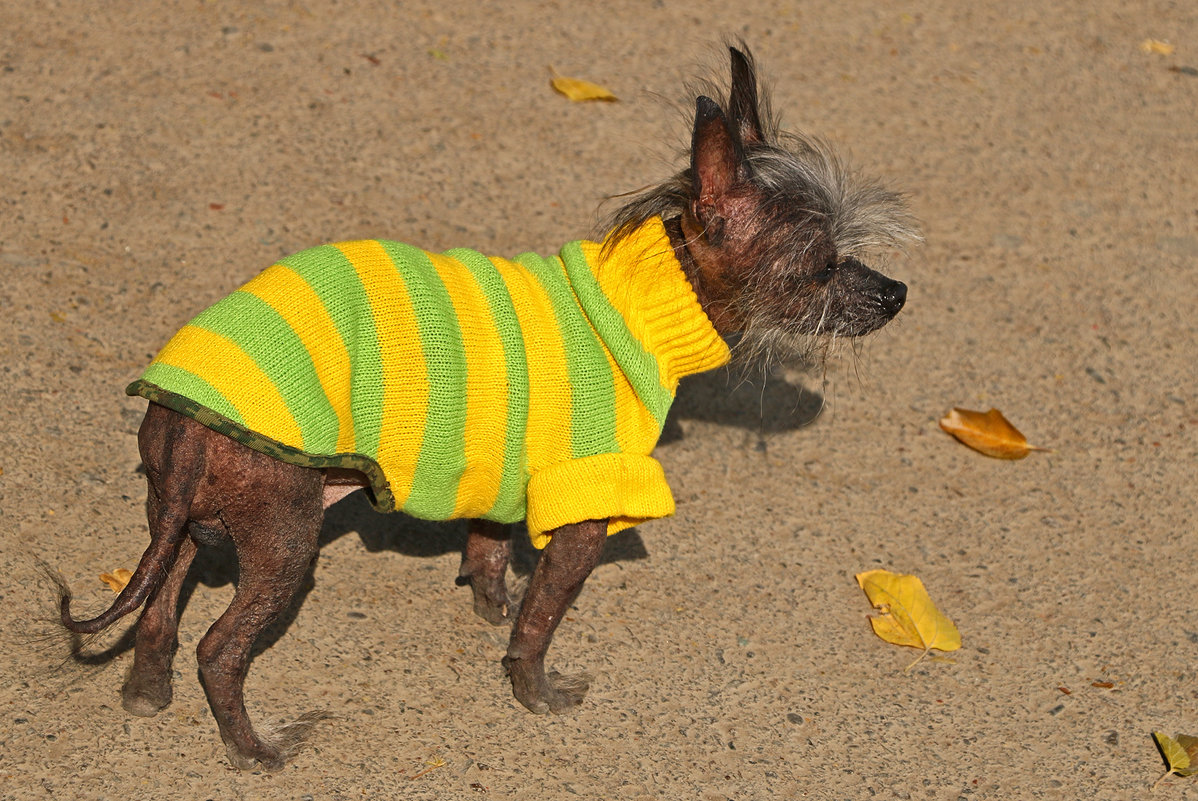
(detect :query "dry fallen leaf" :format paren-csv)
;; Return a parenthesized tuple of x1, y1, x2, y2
(1141, 39, 1176, 56)
(99, 568, 134, 593)
(1152, 731, 1198, 788)
(856, 569, 961, 671)
(550, 68, 618, 102)
(939, 407, 1046, 459)
(410, 756, 447, 780)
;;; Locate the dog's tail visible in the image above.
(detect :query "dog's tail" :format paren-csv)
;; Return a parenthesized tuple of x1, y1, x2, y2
(56, 519, 189, 635)
(58, 408, 202, 635)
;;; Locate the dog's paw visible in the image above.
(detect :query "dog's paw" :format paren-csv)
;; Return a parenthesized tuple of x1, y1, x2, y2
(121, 674, 173, 717)
(458, 569, 511, 625)
(225, 711, 334, 771)
(504, 655, 593, 714)
(543, 670, 593, 713)
(471, 593, 510, 625)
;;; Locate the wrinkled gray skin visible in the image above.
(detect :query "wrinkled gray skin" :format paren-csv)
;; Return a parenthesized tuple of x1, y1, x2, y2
(54, 46, 911, 771)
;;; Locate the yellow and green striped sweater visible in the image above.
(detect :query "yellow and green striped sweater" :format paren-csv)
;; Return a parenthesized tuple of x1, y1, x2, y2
(128, 217, 730, 547)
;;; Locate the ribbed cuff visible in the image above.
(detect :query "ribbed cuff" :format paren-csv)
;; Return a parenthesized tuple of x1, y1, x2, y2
(525, 453, 676, 548)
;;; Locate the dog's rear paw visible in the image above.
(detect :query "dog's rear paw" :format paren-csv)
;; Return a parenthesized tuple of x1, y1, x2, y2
(543, 670, 593, 713)
(457, 570, 511, 625)
(225, 711, 335, 771)
(121, 675, 173, 717)
(504, 655, 593, 714)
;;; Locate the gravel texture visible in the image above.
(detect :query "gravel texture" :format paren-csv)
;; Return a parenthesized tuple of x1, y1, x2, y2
(2, 2, 1196, 799)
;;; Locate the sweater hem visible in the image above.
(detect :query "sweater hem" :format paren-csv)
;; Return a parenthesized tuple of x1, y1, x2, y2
(127, 379, 397, 512)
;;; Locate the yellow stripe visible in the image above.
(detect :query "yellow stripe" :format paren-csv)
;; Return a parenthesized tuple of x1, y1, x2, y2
(336, 240, 428, 505)
(503, 262, 572, 476)
(153, 325, 303, 446)
(241, 265, 357, 452)
(425, 252, 508, 518)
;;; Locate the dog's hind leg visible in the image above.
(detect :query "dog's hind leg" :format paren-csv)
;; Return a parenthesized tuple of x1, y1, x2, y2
(194, 462, 324, 771)
(121, 535, 198, 716)
(458, 519, 512, 624)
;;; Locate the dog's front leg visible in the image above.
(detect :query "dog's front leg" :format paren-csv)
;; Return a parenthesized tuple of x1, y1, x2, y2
(503, 518, 606, 714)
(459, 519, 512, 624)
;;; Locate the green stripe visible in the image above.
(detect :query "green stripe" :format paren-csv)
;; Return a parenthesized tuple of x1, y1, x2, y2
(559, 240, 673, 427)
(376, 241, 468, 520)
(446, 248, 529, 522)
(187, 290, 339, 453)
(134, 365, 246, 426)
(278, 246, 383, 456)
(515, 251, 618, 459)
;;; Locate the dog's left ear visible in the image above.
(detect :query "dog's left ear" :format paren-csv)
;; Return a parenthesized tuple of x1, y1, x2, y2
(727, 47, 764, 146)
(690, 96, 748, 245)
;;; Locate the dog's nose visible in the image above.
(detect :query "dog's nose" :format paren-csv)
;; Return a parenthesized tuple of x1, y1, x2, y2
(881, 280, 907, 316)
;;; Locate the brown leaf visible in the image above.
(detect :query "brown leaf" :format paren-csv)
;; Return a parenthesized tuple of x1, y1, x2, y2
(939, 407, 1047, 459)
(1179, 734, 1198, 765)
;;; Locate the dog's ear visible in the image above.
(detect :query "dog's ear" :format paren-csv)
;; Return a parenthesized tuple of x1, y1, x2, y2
(690, 96, 748, 244)
(727, 47, 764, 145)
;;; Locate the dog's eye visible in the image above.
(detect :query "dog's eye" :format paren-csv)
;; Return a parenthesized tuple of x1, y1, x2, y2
(814, 260, 837, 284)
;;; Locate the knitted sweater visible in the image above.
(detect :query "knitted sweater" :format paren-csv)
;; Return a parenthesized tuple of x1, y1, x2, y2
(128, 217, 730, 547)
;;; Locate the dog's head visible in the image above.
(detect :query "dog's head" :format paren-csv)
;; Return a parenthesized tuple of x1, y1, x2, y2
(610, 46, 920, 364)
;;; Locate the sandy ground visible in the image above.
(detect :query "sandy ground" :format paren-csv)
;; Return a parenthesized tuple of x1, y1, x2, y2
(2, 1, 1197, 798)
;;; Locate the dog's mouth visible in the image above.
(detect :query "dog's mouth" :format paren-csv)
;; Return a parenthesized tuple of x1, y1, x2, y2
(793, 275, 908, 339)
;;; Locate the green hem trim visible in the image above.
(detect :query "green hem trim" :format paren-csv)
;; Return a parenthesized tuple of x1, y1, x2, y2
(126, 379, 397, 513)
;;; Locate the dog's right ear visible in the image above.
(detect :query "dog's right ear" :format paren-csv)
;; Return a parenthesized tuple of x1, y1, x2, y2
(727, 47, 764, 145)
(690, 96, 748, 245)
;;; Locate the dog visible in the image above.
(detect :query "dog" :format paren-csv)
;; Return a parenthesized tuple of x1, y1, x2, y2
(53, 46, 918, 770)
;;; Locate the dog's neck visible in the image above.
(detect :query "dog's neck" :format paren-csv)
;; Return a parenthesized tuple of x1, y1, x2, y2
(664, 215, 736, 336)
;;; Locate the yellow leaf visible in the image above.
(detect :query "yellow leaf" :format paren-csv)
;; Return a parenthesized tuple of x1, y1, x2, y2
(1153, 731, 1198, 787)
(856, 569, 961, 670)
(939, 407, 1046, 459)
(1179, 734, 1198, 772)
(1140, 39, 1175, 55)
(1156, 732, 1191, 771)
(410, 756, 447, 780)
(550, 69, 617, 102)
(99, 568, 134, 593)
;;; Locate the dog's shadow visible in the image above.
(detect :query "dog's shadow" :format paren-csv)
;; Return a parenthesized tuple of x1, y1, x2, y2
(132, 368, 822, 662)
(660, 365, 823, 445)
(316, 365, 822, 565)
